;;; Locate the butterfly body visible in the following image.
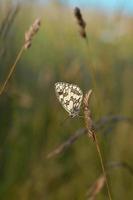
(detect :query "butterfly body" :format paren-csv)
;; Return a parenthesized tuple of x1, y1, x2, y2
(55, 82, 83, 117)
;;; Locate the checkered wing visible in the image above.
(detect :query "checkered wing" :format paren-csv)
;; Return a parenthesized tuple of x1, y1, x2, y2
(55, 82, 83, 117)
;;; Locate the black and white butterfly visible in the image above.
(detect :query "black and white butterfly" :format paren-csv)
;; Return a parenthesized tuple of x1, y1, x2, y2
(55, 82, 83, 118)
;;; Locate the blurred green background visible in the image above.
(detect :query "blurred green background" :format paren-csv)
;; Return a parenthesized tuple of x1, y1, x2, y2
(0, 1, 133, 199)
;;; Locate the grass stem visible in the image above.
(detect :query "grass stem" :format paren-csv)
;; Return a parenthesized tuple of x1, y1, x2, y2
(92, 131, 112, 200)
(83, 91, 112, 199)
(0, 45, 25, 96)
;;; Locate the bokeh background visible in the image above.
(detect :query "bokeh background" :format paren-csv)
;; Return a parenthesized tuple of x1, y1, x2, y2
(0, 0, 133, 199)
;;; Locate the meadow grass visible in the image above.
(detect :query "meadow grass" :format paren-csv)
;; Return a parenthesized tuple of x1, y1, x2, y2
(0, 2, 132, 200)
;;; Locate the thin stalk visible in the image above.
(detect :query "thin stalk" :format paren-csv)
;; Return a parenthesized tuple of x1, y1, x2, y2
(0, 45, 25, 96)
(85, 38, 112, 199)
(83, 91, 112, 200)
(0, 18, 41, 96)
(84, 37, 103, 119)
(91, 131, 112, 200)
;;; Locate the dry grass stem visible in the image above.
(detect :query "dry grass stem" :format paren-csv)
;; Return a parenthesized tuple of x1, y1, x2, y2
(107, 161, 133, 176)
(86, 161, 133, 199)
(95, 115, 132, 129)
(83, 90, 112, 200)
(86, 175, 106, 200)
(47, 115, 130, 159)
(0, 46, 24, 96)
(0, 18, 41, 96)
(47, 128, 85, 159)
(74, 7, 87, 39)
(74, 7, 104, 120)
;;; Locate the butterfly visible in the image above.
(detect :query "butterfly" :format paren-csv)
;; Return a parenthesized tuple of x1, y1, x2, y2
(55, 82, 83, 118)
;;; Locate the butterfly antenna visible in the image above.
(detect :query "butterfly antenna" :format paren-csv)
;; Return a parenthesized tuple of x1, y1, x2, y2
(78, 114, 84, 118)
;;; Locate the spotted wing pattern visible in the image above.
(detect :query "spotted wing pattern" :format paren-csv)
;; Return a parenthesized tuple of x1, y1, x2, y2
(55, 82, 83, 117)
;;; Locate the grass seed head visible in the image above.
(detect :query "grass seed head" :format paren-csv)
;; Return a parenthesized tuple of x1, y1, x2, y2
(74, 7, 87, 38)
(24, 18, 41, 49)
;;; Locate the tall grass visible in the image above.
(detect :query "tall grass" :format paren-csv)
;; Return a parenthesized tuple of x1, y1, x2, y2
(0, 2, 132, 200)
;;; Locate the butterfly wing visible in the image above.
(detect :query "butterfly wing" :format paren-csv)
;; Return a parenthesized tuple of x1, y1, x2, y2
(55, 82, 83, 117)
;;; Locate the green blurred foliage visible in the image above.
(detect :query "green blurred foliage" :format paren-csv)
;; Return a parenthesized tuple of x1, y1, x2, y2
(0, 1, 133, 200)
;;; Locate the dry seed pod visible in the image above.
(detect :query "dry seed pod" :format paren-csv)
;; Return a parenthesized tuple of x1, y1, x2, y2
(74, 7, 87, 38)
(83, 90, 94, 139)
(24, 18, 41, 49)
(86, 175, 106, 199)
(74, 7, 86, 28)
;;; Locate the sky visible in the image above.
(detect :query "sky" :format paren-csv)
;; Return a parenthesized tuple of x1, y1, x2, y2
(39, 0, 133, 13)
(71, 0, 133, 14)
